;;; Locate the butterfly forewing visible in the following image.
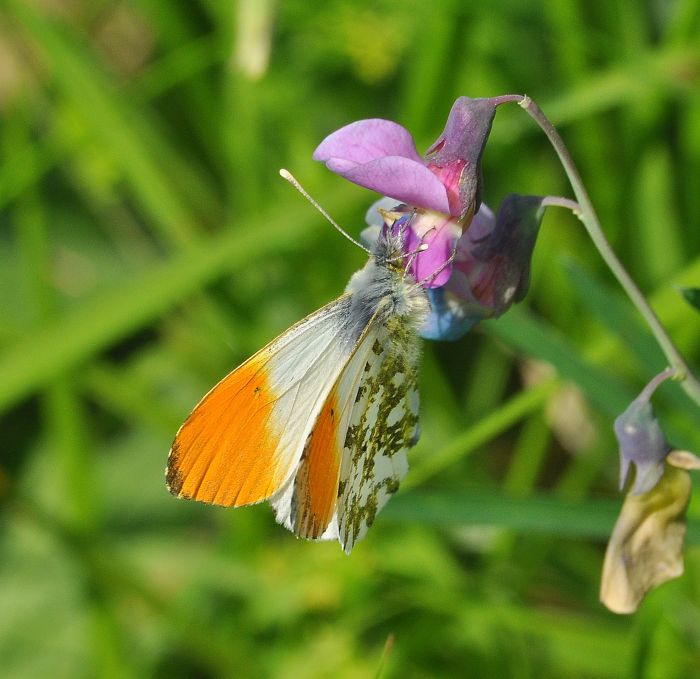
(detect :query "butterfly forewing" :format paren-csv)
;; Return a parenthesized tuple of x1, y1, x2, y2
(167, 295, 365, 507)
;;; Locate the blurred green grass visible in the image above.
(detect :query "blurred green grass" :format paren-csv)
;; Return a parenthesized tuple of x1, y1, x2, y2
(1, 1, 700, 677)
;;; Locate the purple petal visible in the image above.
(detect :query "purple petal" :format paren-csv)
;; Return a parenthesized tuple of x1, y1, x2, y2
(364, 196, 405, 228)
(409, 216, 461, 287)
(359, 224, 381, 249)
(426, 97, 498, 164)
(614, 400, 669, 494)
(441, 197, 543, 317)
(614, 370, 674, 495)
(464, 203, 495, 242)
(470, 194, 545, 306)
(331, 156, 451, 215)
(418, 205, 499, 341)
(419, 287, 484, 341)
(425, 97, 499, 219)
(313, 119, 423, 165)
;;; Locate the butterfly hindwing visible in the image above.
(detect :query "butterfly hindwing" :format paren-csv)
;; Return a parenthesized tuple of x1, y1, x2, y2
(272, 301, 422, 550)
(336, 312, 421, 552)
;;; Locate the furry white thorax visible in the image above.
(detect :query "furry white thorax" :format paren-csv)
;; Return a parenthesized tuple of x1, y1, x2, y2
(344, 230, 430, 332)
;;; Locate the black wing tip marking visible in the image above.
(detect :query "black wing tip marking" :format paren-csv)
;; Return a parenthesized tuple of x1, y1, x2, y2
(165, 442, 187, 497)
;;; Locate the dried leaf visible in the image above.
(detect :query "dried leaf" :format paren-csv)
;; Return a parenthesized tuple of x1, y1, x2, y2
(600, 465, 690, 614)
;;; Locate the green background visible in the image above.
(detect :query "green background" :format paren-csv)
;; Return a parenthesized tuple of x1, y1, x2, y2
(1, 1, 700, 677)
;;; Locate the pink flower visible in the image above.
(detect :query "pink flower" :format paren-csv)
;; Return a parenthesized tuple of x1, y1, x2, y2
(314, 97, 510, 289)
(314, 95, 544, 339)
(615, 370, 673, 495)
(313, 97, 501, 221)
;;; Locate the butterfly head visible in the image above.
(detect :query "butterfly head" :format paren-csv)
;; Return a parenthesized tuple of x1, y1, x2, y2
(365, 209, 461, 294)
(372, 212, 417, 273)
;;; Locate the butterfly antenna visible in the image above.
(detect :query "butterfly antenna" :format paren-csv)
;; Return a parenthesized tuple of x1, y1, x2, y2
(279, 169, 371, 254)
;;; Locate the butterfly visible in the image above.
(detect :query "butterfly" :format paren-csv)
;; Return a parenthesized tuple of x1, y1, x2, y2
(166, 208, 434, 553)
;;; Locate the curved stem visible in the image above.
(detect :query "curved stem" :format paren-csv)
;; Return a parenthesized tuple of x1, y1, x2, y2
(541, 195, 581, 214)
(517, 95, 700, 406)
(638, 367, 676, 403)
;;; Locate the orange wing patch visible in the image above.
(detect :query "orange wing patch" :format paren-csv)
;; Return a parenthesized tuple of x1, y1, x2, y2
(292, 388, 342, 538)
(167, 352, 285, 507)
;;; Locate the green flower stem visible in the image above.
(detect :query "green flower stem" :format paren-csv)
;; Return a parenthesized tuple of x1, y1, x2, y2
(518, 95, 700, 406)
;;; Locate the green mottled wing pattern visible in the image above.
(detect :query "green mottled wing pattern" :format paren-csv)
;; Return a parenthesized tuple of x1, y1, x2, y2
(337, 314, 421, 553)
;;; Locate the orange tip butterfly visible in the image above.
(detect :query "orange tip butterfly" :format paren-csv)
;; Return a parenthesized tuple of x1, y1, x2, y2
(166, 172, 433, 553)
